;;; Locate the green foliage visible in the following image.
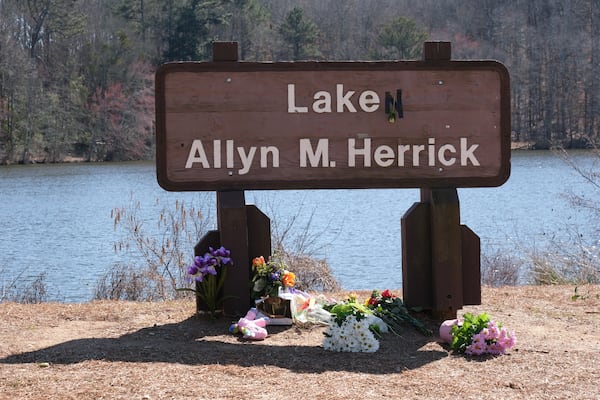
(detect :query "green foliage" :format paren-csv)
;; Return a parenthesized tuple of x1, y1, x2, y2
(450, 312, 491, 353)
(219, 0, 271, 60)
(374, 16, 428, 60)
(324, 294, 372, 327)
(161, 0, 230, 61)
(278, 7, 320, 60)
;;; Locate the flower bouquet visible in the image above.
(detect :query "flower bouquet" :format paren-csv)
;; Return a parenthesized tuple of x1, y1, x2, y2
(442, 312, 517, 356)
(178, 246, 233, 319)
(366, 289, 432, 336)
(322, 294, 387, 353)
(251, 253, 296, 319)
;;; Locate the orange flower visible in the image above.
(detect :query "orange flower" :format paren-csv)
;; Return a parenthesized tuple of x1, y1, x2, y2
(282, 271, 296, 287)
(252, 256, 265, 268)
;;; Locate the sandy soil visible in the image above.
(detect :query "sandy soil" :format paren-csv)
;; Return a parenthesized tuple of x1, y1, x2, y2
(0, 285, 599, 400)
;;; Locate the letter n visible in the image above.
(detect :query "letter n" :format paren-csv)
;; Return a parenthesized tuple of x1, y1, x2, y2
(385, 89, 403, 119)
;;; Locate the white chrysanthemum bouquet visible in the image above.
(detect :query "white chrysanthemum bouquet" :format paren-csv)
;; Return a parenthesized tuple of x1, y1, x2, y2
(322, 294, 387, 353)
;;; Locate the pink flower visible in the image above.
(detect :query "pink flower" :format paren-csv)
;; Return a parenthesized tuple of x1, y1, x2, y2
(486, 342, 504, 355)
(497, 328, 517, 351)
(472, 332, 487, 345)
(468, 340, 486, 355)
(480, 327, 490, 340)
(486, 321, 501, 340)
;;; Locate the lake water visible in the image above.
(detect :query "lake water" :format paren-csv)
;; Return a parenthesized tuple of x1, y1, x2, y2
(0, 150, 598, 302)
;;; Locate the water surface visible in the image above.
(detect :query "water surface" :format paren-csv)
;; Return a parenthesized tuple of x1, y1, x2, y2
(0, 151, 597, 301)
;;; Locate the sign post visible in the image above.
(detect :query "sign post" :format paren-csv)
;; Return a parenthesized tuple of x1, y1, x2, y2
(155, 41, 510, 319)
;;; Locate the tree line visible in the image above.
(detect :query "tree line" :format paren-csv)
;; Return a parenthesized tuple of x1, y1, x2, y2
(1, 0, 598, 164)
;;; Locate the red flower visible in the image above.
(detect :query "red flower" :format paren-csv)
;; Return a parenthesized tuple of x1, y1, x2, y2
(367, 297, 379, 306)
(381, 289, 395, 299)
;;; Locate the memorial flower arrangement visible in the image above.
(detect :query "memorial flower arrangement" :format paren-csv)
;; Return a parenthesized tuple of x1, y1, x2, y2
(251, 253, 296, 300)
(322, 294, 387, 353)
(448, 312, 517, 356)
(179, 246, 233, 318)
(366, 289, 433, 335)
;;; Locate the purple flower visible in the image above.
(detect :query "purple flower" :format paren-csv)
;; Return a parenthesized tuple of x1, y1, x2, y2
(184, 246, 234, 287)
(220, 256, 232, 265)
(211, 246, 231, 258)
(200, 254, 214, 267)
(193, 255, 204, 267)
(187, 265, 199, 276)
(270, 271, 281, 281)
(202, 264, 218, 276)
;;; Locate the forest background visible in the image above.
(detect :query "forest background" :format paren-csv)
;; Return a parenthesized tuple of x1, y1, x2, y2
(1, 0, 599, 165)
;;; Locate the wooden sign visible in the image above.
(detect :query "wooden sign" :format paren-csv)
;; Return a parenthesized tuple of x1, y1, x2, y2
(155, 61, 510, 191)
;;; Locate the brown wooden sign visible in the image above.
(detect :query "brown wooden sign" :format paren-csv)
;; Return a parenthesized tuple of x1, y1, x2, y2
(155, 61, 510, 191)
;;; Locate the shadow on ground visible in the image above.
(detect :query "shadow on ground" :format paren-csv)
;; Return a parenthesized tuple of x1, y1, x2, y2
(0, 317, 447, 373)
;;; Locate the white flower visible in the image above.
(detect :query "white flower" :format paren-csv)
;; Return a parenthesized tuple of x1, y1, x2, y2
(323, 315, 380, 353)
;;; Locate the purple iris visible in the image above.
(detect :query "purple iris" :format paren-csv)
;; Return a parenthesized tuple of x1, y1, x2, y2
(199, 254, 213, 266)
(187, 265, 199, 276)
(211, 246, 233, 265)
(201, 262, 218, 276)
(211, 246, 230, 258)
(185, 246, 233, 284)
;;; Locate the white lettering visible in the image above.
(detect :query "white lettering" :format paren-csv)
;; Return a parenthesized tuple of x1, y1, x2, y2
(226, 140, 234, 168)
(374, 145, 394, 167)
(287, 84, 308, 113)
(312, 91, 331, 113)
(397, 144, 410, 166)
(428, 138, 436, 166)
(287, 84, 384, 113)
(185, 137, 482, 174)
(336, 84, 357, 113)
(213, 139, 221, 168)
(185, 140, 210, 168)
(358, 91, 380, 112)
(237, 147, 257, 175)
(346, 138, 479, 168)
(438, 144, 457, 166)
(460, 138, 480, 166)
(348, 138, 371, 167)
(412, 145, 425, 167)
(261, 146, 279, 168)
(299, 138, 330, 167)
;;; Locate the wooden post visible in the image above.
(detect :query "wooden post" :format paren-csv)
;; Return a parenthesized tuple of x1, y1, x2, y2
(216, 190, 252, 316)
(424, 42, 463, 320)
(204, 42, 271, 316)
(401, 41, 482, 321)
(427, 187, 463, 320)
(212, 43, 250, 316)
(401, 202, 432, 309)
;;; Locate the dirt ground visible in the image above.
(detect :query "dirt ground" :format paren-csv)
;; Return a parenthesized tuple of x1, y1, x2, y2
(0, 285, 599, 400)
